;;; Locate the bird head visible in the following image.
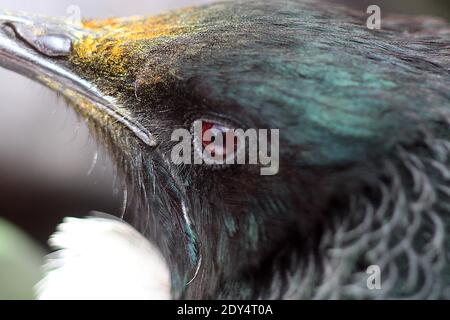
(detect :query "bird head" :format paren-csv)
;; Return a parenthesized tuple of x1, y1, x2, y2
(0, 3, 321, 298)
(2, 1, 449, 299)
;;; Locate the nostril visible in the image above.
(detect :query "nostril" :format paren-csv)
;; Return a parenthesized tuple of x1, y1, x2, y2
(4, 21, 72, 58)
(0, 23, 16, 38)
(32, 33, 72, 57)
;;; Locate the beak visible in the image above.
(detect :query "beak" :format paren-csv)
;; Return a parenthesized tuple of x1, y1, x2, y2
(0, 10, 156, 146)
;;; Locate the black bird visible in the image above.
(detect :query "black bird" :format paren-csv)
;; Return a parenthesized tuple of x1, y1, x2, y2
(1, 0, 450, 299)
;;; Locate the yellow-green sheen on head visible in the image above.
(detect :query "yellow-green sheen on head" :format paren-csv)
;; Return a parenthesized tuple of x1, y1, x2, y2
(70, 7, 201, 77)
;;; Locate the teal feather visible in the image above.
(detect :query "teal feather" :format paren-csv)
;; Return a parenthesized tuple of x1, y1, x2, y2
(122, 0, 450, 167)
(32, 0, 450, 298)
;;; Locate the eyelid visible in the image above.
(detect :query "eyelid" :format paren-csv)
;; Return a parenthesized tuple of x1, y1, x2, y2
(190, 115, 241, 131)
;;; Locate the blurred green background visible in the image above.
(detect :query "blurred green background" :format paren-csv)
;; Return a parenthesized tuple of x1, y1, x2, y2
(0, 0, 449, 300)
(0, 219, 44, 299)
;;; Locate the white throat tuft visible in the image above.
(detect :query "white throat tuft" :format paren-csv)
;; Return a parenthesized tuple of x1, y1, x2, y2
(36, 215, 171, 300)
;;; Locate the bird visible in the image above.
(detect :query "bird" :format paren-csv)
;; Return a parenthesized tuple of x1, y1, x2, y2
(1, 0, 450, 299)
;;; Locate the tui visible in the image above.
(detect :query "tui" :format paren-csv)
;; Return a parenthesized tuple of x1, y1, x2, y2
(1, 0, 450, 299)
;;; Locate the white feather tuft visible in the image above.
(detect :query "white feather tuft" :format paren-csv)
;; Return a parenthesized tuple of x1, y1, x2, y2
(36, 215, 171, 300)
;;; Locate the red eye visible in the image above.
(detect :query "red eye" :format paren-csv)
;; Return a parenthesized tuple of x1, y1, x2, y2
(201, 121, 215, 149)
(201, 121, 237, 157)
(192, 119, 240, 164)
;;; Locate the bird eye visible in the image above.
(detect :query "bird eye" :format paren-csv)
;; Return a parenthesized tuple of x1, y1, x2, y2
(192, 119, 239, 166)
(201, 121, 236, 157)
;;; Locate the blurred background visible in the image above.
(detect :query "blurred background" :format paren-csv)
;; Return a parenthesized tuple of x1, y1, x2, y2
(0, 0, 449, 299)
